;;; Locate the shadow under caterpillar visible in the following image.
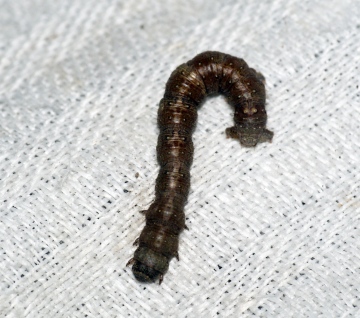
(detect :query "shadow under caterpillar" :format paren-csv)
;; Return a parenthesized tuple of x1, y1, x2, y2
(127, 51, 273, 284)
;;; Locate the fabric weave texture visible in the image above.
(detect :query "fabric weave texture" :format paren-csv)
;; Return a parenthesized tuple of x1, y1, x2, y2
(0, 1, 359, 317)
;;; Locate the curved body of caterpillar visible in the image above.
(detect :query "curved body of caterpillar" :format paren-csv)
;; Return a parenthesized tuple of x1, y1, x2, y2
(127, 51, 273, 283)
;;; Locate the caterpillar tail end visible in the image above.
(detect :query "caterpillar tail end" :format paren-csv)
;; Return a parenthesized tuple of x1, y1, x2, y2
(226, 126, 273, 147)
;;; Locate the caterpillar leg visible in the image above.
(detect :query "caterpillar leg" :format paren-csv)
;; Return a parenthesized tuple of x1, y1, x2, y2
(133, 238, 140, 246)
(159, 274, 164, 285)
(258, 129, 274, 143)
(126, 258, 135, 267)
(225, 126, 238, 139)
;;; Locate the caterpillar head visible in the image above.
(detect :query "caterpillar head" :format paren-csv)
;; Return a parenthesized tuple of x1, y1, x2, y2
(128, 247, 169, 284)
(132, 260, 162, 283)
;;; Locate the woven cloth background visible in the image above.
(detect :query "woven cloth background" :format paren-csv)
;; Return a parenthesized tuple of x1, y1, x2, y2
(1, 1, 359, 317)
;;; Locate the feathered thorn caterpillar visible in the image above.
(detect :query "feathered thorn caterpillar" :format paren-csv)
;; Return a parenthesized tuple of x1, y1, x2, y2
(127, 51, 273, 284)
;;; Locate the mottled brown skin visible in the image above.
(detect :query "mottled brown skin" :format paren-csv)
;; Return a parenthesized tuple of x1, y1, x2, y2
(127, 51, 273, 283)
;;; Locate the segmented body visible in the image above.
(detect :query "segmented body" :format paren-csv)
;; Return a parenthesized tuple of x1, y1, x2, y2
(127, 51, 273, 283)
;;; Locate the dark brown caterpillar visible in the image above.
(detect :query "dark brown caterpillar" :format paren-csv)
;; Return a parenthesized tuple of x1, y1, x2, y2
(127, 51, 273, 283)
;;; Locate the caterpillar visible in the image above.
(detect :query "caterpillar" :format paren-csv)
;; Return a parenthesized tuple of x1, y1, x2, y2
(127, 51, 273, 284)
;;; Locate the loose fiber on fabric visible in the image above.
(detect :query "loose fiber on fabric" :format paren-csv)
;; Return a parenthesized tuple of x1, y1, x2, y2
(0, 0, 359, 317)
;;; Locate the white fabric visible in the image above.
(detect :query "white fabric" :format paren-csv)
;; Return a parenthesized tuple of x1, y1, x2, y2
(1, 0, 359, 317)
